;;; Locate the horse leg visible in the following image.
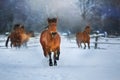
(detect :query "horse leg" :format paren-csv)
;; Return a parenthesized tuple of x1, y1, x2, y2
(76, 39, 80, 48)
(80, 42, 82, 48)
(42, 47, 48, 57)
(49, 52, 53, 66)
(18, 43, 21, 48)
(54, 53, 57, 66)
(24, 42, 27, 48)
(56, 51, 60, 60)
(88, 42, 90, 49)
(56, 48, 60, 60)
(84, 42, 86, 49)
(10, 42, 12, 48)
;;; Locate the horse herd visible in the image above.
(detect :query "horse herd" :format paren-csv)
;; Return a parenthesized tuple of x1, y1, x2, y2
(5, 17, 90, 66)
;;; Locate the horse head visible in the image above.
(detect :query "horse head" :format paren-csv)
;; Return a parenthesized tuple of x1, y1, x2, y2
(85, 26, 90, 34)
(19, 25, 25, 33)
(13, 24, 25, 33)
(13, 24, 21, 31)
(47, 18, 57, 36)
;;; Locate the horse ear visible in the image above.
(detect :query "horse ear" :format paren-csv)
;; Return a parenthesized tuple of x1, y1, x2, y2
(21, 25, 25, 29)
(56, 17, 58, 23)
(47, 18, 50, 22)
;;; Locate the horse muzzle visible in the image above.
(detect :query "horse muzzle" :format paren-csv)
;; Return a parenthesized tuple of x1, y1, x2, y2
(51, 32, 57, 36)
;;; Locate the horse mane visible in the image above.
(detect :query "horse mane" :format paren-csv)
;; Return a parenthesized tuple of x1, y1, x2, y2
(84, 26, 90, 34)
(13, 24, 21, 30)
(85, 26, 90, 29)
(13, 24, 25, 33)
(48, 18, 57, 23)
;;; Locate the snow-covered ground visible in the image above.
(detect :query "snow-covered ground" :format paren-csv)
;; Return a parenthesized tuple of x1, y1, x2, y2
(0, 35, 120, 80)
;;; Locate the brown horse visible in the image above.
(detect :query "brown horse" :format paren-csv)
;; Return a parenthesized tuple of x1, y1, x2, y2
(40, 18, 61, 66)
(6, 31, 21, 48)
(5, 24, 24, 48)
(5, 24, 31, 48)
(76, 26, 90, 49)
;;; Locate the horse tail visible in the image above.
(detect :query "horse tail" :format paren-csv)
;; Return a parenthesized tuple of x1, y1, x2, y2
(76, 38, 80, 48)
(76, 32, 81, 48)
(5, 36, 10, 47)
(76, 33, 79, 42)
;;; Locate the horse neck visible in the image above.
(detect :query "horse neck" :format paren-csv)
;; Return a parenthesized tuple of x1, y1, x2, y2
(46, 31, 55, 41)
(48, 24, 57, 32)
(84, 30, 89, 34)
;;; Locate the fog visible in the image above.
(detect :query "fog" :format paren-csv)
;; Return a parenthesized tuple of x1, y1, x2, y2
(0, 0, 120, 34)
(26, 0, 82, 32)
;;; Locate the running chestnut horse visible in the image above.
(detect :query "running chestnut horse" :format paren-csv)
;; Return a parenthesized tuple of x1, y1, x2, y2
(76, 26, 90, 49)
(40, 18, 61, 66)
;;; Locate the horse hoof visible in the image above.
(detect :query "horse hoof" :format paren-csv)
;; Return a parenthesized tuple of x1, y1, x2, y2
(49, 63, 53, 66)
(56, 57, 59, 60)
(54, 63, 57, 66)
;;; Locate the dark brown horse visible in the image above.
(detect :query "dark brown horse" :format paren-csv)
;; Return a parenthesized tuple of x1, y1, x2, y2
(5, 24, 26, 48)
(76, 26, 90, 49)
(5, 24, 23, 48)
(40, 18, 61, 66)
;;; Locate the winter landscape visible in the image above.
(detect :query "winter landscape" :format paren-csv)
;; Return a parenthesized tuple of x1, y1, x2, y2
(0, 34, 120, 80)
(0, 0, 120, 80)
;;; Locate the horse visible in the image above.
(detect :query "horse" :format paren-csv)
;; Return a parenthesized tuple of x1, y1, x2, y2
(5, 24, 24, 48)
(6, 31, 21, 48)
(76, 26, 90, 49)
(5, 24, 29, 48)
(40, 18, 61, 66)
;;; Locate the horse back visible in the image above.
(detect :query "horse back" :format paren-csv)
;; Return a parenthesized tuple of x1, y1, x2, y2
(76, 32, 84, 41)
(76, 32, 90, 42)
(82, 31, 90, 42)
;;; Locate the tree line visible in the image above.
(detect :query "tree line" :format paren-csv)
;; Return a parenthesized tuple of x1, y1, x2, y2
(0, 0, 120, 35)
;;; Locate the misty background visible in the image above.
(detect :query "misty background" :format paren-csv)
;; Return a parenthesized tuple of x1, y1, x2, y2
(0, 0, 120, 35)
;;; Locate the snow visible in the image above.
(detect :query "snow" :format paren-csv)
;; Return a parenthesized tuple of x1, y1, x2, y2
(0, 35, 120, 80)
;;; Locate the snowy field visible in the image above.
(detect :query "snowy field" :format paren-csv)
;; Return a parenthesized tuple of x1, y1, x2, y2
(0, 34, 120, 80)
